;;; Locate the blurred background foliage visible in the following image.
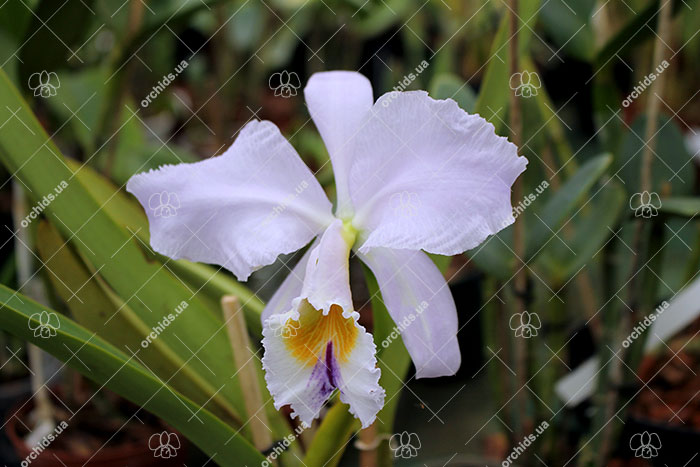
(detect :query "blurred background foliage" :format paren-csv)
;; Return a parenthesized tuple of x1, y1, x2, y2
(0, 0, 698, 466)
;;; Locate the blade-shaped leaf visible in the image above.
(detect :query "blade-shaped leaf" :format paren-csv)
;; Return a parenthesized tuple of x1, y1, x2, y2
(525, 153, 612, 259)
(659, 197, 700, 218)
(36, 220, 242, 426)
(474, 0, 541, 132)
(0, 69, 294, 447)
(536, 181, 626, 285)
(0, 284, 265, 466)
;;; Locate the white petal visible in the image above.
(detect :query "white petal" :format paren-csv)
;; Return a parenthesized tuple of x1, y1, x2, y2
(299, 219, 353, 314)
(349, 91, 527, 255)
(304, 71, 373, 217)
(357, 247, 460, 378)
(126, 120, 334, 281)
(261, 239, 318, 323)
(262, 301, 384, 428)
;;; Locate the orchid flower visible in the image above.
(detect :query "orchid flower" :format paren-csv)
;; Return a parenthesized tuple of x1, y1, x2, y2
(126, 71, 527, 429)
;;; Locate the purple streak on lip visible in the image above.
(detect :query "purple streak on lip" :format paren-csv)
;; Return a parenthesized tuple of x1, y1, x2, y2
(325, 341, 337, 388)
(307, 341, 342, 404)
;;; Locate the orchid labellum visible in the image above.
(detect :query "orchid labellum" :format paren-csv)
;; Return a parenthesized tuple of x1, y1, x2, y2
(127, 71, 527, 428)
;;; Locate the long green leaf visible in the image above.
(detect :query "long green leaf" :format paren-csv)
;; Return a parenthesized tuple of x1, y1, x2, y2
(36, 220, 242, 426)
(473, 0, 540, 132)
(0, 69, 297, 448)
(659, 197, 700, 217)
(525, 153, 612, 259)
(469, 154, 612, 278)
(536, 181, 626, 285)
(0, 68, 253, 430)
(0, 284, 265, 466)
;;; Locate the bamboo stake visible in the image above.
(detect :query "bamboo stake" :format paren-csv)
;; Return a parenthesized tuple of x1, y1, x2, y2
(508, 0, 531, 442)
(221, 295, 272, 452)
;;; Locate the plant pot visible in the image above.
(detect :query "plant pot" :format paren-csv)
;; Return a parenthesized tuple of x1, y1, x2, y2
(619, 351, 700, 466)
(5, 399, 187, 467)
(621, 415, 700, 466)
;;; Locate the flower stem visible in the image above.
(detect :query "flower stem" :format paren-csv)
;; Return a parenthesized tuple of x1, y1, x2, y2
(508, 0, 531, 443)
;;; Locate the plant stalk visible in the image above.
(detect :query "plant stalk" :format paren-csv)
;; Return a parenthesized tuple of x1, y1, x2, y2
(508, 0, 531, 442)
(594, 1, 673, 464)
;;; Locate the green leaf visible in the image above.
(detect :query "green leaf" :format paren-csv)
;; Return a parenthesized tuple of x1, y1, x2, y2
(473, 0, 541, 132)
(536, 181, 626, 285)
(304, 403, 359, 467)
(521, 55, 577, 176)
(18, 0, 97, 86)
(36, 220, 242, 426)
(0, 284, 265, 466)
(594, 0, 674, 70)
(526, 154, 613, 259)
(0, 69, 289, 441)
(44, 67, 110, 153)
(616, 115, 694, 196)
(428, 73, 476, 112)
(539, 0, 595, 61)
(469, 154, 612, 278)
(659, 197, 700, 218)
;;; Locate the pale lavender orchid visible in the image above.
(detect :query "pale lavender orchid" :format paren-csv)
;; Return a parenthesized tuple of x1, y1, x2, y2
(126, 71, 527, 428)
